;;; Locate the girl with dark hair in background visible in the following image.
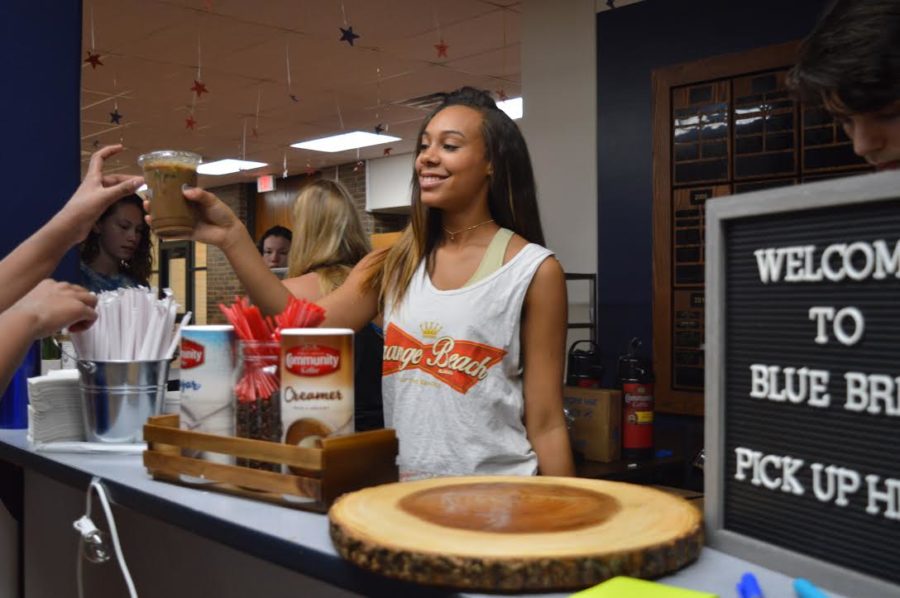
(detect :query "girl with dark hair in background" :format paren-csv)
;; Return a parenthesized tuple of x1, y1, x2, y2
(80, 194, 152, 292)
(148, 87, 574, 480)
(257, 225, 292, 269)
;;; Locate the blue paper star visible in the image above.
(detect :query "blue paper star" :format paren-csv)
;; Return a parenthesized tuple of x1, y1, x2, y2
(109, 109, 123, 124)
(374, 123, 386, 135)
(339, 26, 360, 47)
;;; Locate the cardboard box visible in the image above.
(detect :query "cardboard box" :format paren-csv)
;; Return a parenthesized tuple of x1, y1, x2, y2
(564, 386, 621, 463)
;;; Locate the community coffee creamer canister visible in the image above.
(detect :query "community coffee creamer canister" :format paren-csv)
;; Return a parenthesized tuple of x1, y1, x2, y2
(180, 325, 236, 463)
(280, 328, 354, 453)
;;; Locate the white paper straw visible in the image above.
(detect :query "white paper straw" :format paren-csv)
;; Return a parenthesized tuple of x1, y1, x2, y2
(72, 287, 183, 362)
(165, 312, 192, 360)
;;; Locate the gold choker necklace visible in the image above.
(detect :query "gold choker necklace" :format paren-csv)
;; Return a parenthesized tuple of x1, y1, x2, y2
(443, 218, 494, 242)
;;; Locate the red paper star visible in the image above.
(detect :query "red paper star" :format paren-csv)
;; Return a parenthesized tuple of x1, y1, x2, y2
(434, 39, 449, 58)
(84, 51, 103, 69)
(496, 88, 509, 101)
(383, 147, 393, 156)
(191, 79, 208, 97)
(185, 115, 197, 130)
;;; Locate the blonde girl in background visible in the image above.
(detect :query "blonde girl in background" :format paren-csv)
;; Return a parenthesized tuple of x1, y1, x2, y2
(280, 179, 382, 430)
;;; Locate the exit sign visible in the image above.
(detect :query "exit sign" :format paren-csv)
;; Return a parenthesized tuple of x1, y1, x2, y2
(256, 175, 275, 193)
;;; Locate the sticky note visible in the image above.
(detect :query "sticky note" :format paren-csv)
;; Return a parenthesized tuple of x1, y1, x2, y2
(569, 576, 718, 598)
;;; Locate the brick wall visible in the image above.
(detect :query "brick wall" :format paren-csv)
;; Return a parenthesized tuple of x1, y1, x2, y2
(205, 183, 251, 324)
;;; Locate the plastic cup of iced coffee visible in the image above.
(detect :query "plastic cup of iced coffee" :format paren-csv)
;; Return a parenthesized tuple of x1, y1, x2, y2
(137, 150, 202, 239)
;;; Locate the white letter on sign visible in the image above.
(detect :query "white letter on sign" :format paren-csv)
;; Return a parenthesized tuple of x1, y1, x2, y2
(865, 475, 900, 520)
(734, 447, 756, 481)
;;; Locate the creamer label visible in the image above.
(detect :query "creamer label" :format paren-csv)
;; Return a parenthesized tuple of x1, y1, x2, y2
(181, 339, 205, 369)
(284, 345, 340, 376)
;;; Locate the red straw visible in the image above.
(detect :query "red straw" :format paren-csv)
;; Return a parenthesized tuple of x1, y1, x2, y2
(218, 295, 326, 343)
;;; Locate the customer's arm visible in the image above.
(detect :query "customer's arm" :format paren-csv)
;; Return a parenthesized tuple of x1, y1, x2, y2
(0, 145, 141, 312)
(0, 280, 97, 391)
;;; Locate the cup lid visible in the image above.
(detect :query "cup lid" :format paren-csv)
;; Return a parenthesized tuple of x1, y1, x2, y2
(138, 150, 202, 167)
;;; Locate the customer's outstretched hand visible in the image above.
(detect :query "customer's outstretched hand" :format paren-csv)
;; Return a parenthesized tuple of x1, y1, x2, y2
(58, 144, 144, 243)
(9, 279, 98, 338)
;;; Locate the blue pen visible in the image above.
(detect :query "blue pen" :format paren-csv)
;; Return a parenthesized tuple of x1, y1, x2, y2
(794, 578, 828, 598)
(737, 572, 763, 598)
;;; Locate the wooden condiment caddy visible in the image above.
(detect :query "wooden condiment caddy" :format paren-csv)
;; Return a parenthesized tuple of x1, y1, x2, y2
(143, 414, 398, 512)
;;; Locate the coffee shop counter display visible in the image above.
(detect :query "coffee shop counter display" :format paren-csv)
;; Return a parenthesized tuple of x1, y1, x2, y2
(328, 476, 703, 591)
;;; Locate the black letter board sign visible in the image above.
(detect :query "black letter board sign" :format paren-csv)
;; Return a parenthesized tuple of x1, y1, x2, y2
(705, 171, 900, 598)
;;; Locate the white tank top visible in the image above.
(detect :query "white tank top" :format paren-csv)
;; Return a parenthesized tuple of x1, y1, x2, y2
(382, 243, 554, 481)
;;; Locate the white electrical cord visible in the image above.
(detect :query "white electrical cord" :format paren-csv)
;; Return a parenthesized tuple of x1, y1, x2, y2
(73, 477, 138, 598)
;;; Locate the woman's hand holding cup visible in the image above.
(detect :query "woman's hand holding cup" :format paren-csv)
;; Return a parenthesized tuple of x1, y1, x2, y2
(142, 185, 243, 250)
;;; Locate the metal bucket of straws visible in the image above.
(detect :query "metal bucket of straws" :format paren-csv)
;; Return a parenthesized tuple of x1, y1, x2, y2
(76, 359, 170, 443)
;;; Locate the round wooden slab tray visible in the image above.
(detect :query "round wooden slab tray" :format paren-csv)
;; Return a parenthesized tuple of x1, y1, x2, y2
(329, 476, 703, 592)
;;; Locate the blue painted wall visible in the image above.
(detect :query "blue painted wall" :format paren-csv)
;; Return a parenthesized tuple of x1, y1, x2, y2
(0, 0, 82, 281)
(594, 0, 831, 378)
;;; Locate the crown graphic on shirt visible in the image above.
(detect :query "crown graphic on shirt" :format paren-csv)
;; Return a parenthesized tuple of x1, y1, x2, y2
(419, 321, 442, 339)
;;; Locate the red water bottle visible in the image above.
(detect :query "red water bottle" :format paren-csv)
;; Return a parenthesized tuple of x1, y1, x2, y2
(617, 338, 654, 461)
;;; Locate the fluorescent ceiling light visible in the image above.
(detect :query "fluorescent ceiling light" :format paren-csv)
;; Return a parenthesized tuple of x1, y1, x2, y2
(197, 158, 267, 176)
(291, 131, 400, 153)
(497, 97, 523, 120)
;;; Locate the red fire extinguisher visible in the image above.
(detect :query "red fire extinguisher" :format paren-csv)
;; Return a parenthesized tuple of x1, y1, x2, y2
(617, 338, 654, 461)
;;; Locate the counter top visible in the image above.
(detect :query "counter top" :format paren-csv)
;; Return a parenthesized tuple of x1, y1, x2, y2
(0, 429, 843, 598)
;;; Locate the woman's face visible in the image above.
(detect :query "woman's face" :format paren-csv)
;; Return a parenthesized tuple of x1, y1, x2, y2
(262, 235, 291, 268)
(415, 105, 492, 211)
(95, 202, 144, 263)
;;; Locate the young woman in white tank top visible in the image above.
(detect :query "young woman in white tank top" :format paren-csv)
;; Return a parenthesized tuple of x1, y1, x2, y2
(160, 87, 575, 481)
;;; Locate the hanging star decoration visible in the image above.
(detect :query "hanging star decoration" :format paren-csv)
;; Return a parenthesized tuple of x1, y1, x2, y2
(374, 123, 386, 135)
(353, 160, 364, 173)
(434, 39, 449, 58)
(496, 88, 509, 101)
(606, 0, 616, 8)
(289, 94, 300, 103)
(185, 114, 198, 130)
(92, 140, 101, 149)
(339, 26, 360, 47)
(191, 79, 209, 98)
(305, 163, 317, 176)
(84, 51, 103, 69)
(383, 147, 393, 156)
(109, 108, 123, 124)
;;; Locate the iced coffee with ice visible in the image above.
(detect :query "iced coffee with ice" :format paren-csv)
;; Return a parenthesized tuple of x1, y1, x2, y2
(138, 150, 201, 239)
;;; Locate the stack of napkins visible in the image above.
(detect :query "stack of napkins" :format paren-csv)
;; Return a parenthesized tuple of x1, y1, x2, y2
(27, 369, 86, 443)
